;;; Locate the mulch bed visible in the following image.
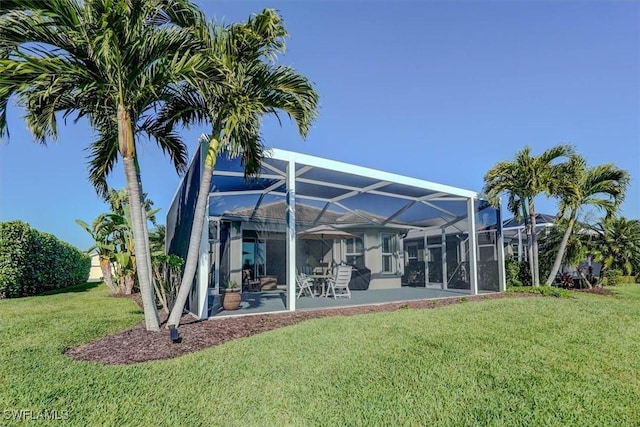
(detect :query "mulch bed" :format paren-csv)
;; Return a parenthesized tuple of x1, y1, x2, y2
(65, 292, 535, 366)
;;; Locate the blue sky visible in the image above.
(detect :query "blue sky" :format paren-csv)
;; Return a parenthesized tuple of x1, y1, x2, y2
(1, 0, 638, 251)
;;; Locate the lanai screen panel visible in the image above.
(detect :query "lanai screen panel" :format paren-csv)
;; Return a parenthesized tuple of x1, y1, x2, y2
(206, 151, 485, 233)
(166, 146, 201, 260)
(476, 200, 501, 291)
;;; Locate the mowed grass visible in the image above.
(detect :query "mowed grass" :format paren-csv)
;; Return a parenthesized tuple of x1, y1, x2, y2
(1, 283, 639, 426)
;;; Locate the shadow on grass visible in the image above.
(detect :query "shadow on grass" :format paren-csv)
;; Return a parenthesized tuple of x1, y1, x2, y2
(38, 281, 102, 296)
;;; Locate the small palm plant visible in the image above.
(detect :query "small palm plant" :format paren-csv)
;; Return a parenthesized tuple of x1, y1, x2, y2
(223, 278, 240, 292)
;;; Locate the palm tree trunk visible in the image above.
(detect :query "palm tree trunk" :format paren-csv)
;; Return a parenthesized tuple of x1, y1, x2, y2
(100, 256, 116, 292)
(545, 214, 576, 285)
(153, 273, 169, 315)
(119, 105, 160, 331)
(528, 199, 540, 286)
(168, 137, 220, 328)
(124, 157, 160, 329)
(522, 202, 535, 286)
(526, 227, 535, 285)
(141, 199, 155, 301)
(596, 266, 607, 287)
(575, 265, 592, 289)
(123, 272, 135, 295)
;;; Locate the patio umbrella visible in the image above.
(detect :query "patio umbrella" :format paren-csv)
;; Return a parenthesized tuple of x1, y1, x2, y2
(297, 224, 357, 241)
(297, 225, 357, 268)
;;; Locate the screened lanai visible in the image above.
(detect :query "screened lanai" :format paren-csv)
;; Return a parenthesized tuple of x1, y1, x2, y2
(166, 147, 505, 319)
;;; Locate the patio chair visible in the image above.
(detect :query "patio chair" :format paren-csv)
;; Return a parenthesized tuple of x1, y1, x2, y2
(299, 265, 313, 275)
(242, 269, 261, 292)
(326, 265, 352, 299)
(296, 273, 315, 298)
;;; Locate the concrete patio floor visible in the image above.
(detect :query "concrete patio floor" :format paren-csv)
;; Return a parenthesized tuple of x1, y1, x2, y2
(208, 285, 491, 318)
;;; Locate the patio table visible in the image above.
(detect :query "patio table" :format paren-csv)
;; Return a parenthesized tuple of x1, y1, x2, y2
(308, 274, 333, 297)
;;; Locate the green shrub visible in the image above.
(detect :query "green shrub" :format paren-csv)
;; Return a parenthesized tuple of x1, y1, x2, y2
(636, 274, 640, 284)
(518, 261, 532, 286)
(604, 269, 623, 286)
(0, 221, 31, 297)
(504, 259, 532, 286)
(618, 275, 637, 284)
(0, 221, 90, 298)
(505, 259, 521, 288)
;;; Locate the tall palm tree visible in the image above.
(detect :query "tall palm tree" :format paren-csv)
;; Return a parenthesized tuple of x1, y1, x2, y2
(484, 144, 574, 286)
(157, 9, 319, 328)
(544, 157, 629, 285)
(588, 217, 640, 280)
(0, 0, 215, 330)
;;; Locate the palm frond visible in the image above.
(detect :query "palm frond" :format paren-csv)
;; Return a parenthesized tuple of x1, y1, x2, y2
(86, 129, 119, 199)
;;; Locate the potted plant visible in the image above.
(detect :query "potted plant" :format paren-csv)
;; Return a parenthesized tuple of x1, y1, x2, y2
(221, 278, 241, 310)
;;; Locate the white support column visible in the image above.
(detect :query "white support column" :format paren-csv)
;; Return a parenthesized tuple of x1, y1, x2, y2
(467, 198, 479, 295)
(441, 228, 447, 290)
(517, 228, 523, 262)
(197, 215, 210, 319)
(286, 159, 296, 312)
(423, 232, 428, 287)
(496, 206, 506, 292)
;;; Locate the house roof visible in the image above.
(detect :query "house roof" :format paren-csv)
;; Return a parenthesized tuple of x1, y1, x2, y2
(206, 148, 491, 231)
(502, 213, 556, 229)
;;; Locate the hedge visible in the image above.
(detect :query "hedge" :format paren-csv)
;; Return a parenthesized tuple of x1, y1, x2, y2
(0, 221, 90, 298)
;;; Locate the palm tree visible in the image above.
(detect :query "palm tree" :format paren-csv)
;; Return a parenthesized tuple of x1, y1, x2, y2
(75, 216, 117, 292)
(0, 0, 215, 330)
(76, 188, 160, 295)
(588, 217, 640, 281)
(544, 157, 629, 285)
(156, 9, 319, 328)
(484, 145, 574, 286)
(538, 217, 593, 287)
(149, 225, 167, 258)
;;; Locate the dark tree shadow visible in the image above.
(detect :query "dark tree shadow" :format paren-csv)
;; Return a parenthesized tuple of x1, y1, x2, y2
(38, 281, 102, 296)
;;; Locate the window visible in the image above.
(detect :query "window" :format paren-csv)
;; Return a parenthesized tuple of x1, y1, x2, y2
(344, 234, 364, 267)
(406, 244, 418, 262)
(242, 237, 266, 277)
(381, 233, 396, 273)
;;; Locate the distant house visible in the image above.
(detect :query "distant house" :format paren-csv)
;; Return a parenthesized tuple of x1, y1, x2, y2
(88, 251, 103, 282)
(502, 213, 556, 261)
(167, 148, 505, 319)
(502, 214, 603, 280)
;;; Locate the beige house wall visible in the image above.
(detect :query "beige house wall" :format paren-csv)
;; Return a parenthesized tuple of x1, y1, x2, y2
(88, 254, 103, 282)
(363, 230, 403, 289)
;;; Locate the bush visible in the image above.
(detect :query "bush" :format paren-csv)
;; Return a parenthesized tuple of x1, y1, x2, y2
(618, 275, 637, 284)
(505, 259, 523, 288)
(0, 221, 90, 298)
(604, 269, 623, 286)
(518, 261, 532, 286)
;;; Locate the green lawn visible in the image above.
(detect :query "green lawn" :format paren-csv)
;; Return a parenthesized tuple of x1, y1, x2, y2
(1, 283, 639, 426)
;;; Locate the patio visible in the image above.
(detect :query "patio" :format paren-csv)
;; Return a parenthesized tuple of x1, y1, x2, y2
(167, 148, 506, 320)
(208, 286, 484, 317)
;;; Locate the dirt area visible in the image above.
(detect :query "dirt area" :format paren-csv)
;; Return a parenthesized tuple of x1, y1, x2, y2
(574, 286, 614, 295)
(65, 292, 535, 365)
